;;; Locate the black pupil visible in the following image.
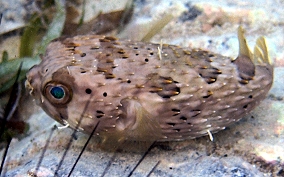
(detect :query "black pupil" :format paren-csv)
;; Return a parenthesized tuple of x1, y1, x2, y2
(50, 86, 65, 99)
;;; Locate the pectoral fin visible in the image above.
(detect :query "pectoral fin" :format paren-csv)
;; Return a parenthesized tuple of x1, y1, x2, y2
(99, 98, 163, 151)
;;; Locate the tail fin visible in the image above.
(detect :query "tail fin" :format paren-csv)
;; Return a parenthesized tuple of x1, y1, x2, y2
(254, 36, 272, 65)
(237, 26, 272, 65)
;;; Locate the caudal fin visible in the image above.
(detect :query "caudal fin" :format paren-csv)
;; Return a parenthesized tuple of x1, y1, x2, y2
(237, 26, 272, 65)
(254, 36, 272, 65)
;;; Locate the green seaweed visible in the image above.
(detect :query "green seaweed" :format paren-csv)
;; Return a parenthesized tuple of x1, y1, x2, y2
(78, 0, 86, 26)
(141, 13, 174, 42)
(37, 0, 66, 55)
(0, 0, 66, 94)
(19, 16, 42, 57)
(1, 51, 8, 62)
(0, 56, 40, 93)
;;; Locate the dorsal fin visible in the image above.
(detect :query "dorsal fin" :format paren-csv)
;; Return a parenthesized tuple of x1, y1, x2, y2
(237, 26, 253, 61)
(233, 26, 255, 83)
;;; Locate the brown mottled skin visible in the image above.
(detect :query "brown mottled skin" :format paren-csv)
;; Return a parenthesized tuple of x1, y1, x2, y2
(26, 28, 273, 145)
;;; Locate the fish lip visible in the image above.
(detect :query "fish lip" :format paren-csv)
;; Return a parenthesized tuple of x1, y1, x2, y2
(25, 64, 42, 95)
(25, 79, 34, 95)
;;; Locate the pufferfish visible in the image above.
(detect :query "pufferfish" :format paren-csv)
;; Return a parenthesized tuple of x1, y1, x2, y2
(26, 27, 273, 147)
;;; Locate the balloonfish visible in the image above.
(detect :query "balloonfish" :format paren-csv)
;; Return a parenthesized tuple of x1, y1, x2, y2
(26, 27, 273, 147)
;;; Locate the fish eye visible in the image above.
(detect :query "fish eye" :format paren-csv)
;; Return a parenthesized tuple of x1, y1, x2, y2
(43, 82, 72, 105)
(50, 86, 65, 99)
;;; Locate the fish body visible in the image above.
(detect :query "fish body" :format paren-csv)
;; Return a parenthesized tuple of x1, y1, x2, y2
(26, 27, 273, 144)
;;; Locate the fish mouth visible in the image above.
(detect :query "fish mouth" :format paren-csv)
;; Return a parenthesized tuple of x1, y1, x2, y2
(25, 79, 34, 95)
(25, 64, 42, 97)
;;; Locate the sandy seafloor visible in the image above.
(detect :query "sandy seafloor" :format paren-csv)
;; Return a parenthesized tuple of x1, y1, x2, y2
(0, 0, 284, 176)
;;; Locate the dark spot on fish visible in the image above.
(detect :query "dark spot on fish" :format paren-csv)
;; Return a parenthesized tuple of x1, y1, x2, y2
(172, 111, 180, 116)
(167, 123, 176, 126)
(174, 129, 181, 132)
(103, 92, 107, 97)
(212, 68, 222, 74)
(105, 73, 116, 79)
(96, 110, 105, 118)
(159, 86, 180, 98)
(85, 88, 92, 94)
(172, 108, 180, 112)
(190, 50, 222, 84)
(202, 95, 211, 99)
(203, 90, 213, 98)
(122, 55, 129, 59)
(180, 116, 187, 121)
(80, 53, 86, 57)
(117, 49, 125, 54)
(191, 110, 201, 117)
(147, 74, 181, 98)
(90, 46, 100, 50)
(145, 58, 149, 62)
(198, 67, 221, 84)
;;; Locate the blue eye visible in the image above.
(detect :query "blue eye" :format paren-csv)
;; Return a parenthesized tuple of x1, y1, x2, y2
(50, 86, 65, 99)
(44, 82, 72, 105)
